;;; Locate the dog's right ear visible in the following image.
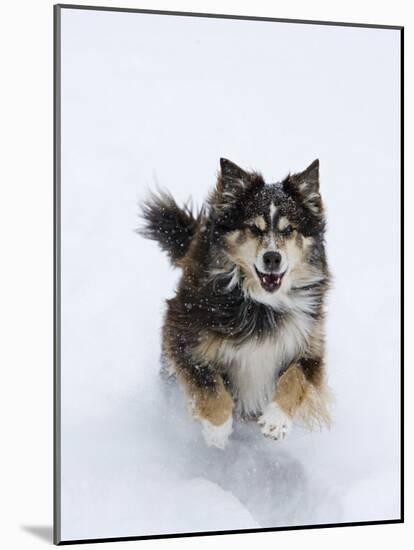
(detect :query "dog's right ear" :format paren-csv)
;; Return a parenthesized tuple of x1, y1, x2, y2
(210, 158, 264, 214)
(219, 158, 248, 183)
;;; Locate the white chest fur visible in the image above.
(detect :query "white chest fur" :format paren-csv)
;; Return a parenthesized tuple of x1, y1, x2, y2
(219, 311, 313, 416)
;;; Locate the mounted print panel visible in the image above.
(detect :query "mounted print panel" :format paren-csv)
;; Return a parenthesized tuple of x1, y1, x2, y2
(54, 4, 403, 545)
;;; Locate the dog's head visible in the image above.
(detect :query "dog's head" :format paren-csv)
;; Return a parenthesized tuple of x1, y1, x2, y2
(209, 158, 327, 308)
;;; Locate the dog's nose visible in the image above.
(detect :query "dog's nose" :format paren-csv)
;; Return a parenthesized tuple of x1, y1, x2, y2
(263, 251, 281, 271)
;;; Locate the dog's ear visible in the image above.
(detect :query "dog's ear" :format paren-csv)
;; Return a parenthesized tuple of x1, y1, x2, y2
(210, 158, 264, 215)
(219, 158, 248, 183)
(283, 159, 322, 216)
(295, 158, 320, 195)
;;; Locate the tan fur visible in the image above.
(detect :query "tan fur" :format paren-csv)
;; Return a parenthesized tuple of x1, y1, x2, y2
(184, 373, 233, 426)
(194, 333, 223, 364)
(275, 364, 331, 428)
(224, 230, 260, 295)
(224, 229, 247, 250)
(277, 216, 290, 230)
(164, 337, 233, 427)
(248, 215, 267, 230)
(306, 317, 325, 362)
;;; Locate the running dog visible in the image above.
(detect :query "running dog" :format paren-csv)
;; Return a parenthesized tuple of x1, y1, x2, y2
(140, 158, 331, 448)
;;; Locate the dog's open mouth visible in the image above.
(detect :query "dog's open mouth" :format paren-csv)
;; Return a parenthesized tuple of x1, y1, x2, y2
(254, 266, 285, 293)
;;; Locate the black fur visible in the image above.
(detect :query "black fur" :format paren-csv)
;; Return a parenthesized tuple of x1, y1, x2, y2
(139, 191, 200, 266)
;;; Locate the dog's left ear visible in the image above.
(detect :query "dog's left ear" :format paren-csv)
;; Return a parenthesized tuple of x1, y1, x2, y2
(283, 159, 322, 216)
(295, 158, 320, 194)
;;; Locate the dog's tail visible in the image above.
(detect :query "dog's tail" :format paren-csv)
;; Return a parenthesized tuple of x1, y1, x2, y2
(139, 191, 200, 267)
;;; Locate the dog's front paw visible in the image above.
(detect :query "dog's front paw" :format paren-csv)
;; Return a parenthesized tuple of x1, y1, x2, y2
(258, 403, 292, 441)
(201, 416, 233, 449)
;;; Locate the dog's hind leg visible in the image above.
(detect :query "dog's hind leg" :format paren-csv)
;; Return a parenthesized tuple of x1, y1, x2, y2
(176, 364, 234, 449)
(162, 323, 234, 448)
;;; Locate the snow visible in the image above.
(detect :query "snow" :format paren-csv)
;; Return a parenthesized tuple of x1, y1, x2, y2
(59, 7, 401, 541)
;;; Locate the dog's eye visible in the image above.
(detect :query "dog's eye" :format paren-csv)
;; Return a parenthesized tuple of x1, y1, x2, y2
(248, 225, 265, 236)
(280, 225, 294, 236)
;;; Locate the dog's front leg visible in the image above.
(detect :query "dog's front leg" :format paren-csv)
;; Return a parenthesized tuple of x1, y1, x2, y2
(176, 363, 234, 449)
(258, 358, 331, 441)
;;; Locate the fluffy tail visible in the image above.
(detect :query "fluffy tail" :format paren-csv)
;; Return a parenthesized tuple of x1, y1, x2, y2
(139, 191, 200, 266)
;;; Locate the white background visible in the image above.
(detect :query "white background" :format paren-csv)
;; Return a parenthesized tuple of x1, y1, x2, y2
(0, 1, 411, 550)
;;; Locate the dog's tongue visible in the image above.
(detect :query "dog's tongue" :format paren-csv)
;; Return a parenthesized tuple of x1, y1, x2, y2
(261, 273, 281, 292)
(255, 266, 284, 292)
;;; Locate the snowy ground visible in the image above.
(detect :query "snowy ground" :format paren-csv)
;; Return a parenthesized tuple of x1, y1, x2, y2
(59, 8, 401, 541)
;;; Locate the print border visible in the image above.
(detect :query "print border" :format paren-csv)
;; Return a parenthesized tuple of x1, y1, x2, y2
(53, 4, 404, 544)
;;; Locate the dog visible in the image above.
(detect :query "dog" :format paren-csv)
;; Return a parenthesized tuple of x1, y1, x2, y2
(140, 158, 331, 449)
